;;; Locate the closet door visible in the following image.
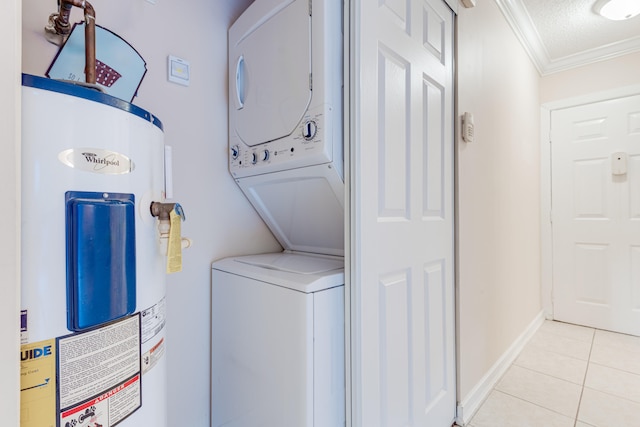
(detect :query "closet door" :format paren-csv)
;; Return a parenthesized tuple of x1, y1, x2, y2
(349, 0, 456, 426)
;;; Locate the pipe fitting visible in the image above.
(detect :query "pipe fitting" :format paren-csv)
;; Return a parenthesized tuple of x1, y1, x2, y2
(150, 202, 177, 221)
(45, 0, 96, 84)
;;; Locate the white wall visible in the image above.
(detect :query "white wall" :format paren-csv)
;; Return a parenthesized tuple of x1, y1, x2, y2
(541, 51, 640, 104)
(0, 0, 21, 425)
(21, 0, 280, 425)
(456, 0, 542, 405)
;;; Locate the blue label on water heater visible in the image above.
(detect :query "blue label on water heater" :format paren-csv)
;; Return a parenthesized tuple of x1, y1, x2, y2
(65, 191, 136, 331)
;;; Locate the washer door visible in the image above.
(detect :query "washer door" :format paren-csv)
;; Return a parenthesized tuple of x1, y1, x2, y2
(229, 0, 311, 147)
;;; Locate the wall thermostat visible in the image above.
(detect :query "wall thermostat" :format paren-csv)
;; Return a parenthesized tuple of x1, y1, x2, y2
(168, 55, 190, 86)
(462, 112, 474, 143)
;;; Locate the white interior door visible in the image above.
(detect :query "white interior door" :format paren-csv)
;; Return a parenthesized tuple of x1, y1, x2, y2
(349, 0, 456, 425)
(551, 94, 640, 336)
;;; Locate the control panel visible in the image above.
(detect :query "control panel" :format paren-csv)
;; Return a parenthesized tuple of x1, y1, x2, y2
(229, 107, 334, 178)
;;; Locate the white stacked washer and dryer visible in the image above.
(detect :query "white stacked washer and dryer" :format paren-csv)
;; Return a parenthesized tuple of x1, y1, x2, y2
(211, 0, 345, 426)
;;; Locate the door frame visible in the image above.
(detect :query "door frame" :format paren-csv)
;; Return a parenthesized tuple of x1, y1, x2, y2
(540, 83, 640, 320)
(1, 0, 20, 424)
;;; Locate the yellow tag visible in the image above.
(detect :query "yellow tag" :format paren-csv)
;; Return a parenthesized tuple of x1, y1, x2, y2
(167, 208, 182, 273)
(21, 339, 56, 427)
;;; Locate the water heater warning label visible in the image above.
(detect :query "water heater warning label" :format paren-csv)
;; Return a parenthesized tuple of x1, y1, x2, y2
(59, 375, 140, 427)
(57, 314, 142, 427)
(20, 338, 56, 427)
(141, 297, 166, 344)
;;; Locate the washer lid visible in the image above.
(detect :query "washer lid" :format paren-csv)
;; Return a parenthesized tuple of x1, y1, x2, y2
(235, 252, 343, 275)
(212, 252, 344, 293)
(229, 0, 311, 147)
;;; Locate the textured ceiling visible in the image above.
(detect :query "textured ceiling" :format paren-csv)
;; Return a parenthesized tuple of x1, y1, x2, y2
(495, 0, 640, 75)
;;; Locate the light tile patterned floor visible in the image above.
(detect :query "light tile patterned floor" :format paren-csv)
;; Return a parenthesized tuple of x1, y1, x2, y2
(468, 320, 640, 427)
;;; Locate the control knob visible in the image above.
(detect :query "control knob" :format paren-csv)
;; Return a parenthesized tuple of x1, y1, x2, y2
(302, 120, 317, 141)
(230, 145, 239, 159)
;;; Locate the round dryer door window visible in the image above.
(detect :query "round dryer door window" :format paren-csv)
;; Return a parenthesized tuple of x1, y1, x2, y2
(229, 0, 312, 147)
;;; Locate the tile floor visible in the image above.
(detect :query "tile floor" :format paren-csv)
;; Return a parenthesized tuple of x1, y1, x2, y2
(468, 320, 640, 427)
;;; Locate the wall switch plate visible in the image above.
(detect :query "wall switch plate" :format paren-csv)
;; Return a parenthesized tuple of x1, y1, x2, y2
(168, 55, 190, 86)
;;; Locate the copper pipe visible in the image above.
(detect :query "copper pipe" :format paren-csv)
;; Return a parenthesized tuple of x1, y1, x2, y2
(84, 2, 96, 84)
(52, 0, 96, 84)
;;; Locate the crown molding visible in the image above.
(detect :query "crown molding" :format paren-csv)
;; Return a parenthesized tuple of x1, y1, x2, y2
(542, 36, 640, 74)
(493, 0, 548, 74)
(493, 0, 640, 75)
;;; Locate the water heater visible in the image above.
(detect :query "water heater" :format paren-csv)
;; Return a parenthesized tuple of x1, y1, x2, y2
(20, 74, 168, 427)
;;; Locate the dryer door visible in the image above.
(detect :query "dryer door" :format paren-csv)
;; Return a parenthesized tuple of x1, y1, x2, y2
(229, 0, 311, 147)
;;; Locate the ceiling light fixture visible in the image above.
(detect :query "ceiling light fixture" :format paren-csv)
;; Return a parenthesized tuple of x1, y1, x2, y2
(594, 0, 640, 20)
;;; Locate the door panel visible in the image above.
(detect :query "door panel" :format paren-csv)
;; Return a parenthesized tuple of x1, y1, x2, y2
(423, 77, 446, 218)
(630, 155, 640, 217)
(378, 46, 410, 219)
(552, 94, 640, 336)
(350, 0, 456, 425)
(379, 270, 411, 426)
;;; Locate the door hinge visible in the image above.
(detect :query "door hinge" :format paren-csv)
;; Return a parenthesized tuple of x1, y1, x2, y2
(309, 73, 313, 91)
(309, 0, 312, 16)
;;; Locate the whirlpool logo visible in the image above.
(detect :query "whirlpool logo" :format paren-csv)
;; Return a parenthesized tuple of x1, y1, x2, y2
(58, 148, 135, 175)
(81, 152, 121, 170)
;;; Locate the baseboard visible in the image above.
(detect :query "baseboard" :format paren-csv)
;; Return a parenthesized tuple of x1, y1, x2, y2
(455, 310, 545, 426)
